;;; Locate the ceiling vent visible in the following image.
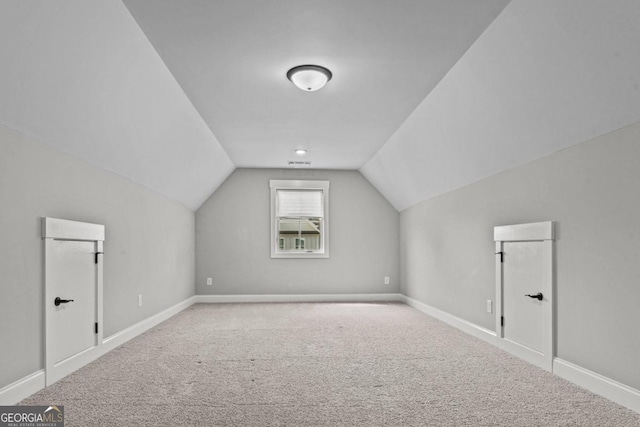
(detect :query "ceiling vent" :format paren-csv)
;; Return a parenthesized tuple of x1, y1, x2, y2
(288, 161, 312, 168)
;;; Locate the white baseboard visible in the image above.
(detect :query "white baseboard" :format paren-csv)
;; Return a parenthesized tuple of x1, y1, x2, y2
(1, 296, 196, 405)
(554, 358, 640, 414)
(401, 295, 640, 415)
(0, 370, 45, 406)
(399, 295, 496, 344)
(6, 294, 638, 416)
(4, 294, 396, 404)
(195, 293, 403, 304)
(102, 296, 196, 352)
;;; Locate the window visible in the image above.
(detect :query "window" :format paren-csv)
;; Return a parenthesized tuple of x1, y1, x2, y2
(270, 180, 330, 258)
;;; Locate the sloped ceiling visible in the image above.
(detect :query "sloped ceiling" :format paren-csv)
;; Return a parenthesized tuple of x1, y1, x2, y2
(2, 1, 640, 212)
(0, 1, 234, 210)
(361, 0, 640, 210)
(122, 0, 509, 171)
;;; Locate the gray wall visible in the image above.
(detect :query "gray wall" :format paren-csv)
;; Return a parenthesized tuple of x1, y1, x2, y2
(0, 126, 195, 389)
(196, 168, 399, 295)
(400, 121, 640, 391)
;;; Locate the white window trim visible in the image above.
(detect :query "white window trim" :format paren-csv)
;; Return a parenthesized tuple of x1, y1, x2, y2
(270, 179, 330, 259)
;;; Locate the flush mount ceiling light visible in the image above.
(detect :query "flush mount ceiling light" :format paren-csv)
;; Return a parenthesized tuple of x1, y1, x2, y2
(294, 148, 307, 155)
(287, 65, 332, 91)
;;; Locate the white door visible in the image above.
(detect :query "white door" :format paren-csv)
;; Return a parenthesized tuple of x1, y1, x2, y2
(43, 217, 104, 386)
(502, 240, 546, 353)
(495, 221, 554, 372)
(49, 239, 97, 364)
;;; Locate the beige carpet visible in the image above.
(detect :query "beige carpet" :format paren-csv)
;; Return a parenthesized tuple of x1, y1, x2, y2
(21, 302, 640, 426)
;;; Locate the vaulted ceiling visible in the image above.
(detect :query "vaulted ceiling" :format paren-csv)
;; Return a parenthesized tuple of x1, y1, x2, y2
(122, 0, 509, 171)
(2, 1, 640, 211)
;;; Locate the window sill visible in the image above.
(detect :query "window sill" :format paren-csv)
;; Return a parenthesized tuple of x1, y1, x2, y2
(271, 251, 329, 259)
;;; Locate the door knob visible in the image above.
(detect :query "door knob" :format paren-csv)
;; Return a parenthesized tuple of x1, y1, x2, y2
(55, 297, 74, 306)
(525, 292, 543, 301)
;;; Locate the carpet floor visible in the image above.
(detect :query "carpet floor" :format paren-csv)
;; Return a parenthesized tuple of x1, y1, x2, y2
(21, 302, 640, 426)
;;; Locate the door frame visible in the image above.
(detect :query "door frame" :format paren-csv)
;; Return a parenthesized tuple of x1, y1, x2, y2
(42, 217, 105, 386)
(494, 221, 554, 372)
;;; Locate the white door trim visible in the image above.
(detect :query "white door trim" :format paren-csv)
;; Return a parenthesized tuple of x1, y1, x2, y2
(42, 217, 105, 386)
(494, 221, 555, 372)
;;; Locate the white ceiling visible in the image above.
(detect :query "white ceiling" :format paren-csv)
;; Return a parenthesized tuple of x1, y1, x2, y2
(2, 1, 640, 211)
(362, 0, 640, 210)
(0, 0, 234, 210)
(122, 0, 510, 169)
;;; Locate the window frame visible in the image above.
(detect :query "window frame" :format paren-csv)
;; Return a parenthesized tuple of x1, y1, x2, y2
(270, 179, 330, 259)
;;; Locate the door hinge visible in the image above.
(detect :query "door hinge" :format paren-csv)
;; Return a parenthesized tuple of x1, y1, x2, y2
(94, 252, 104, 264)
(95, 322, 98, 334)
(501, 316, 504, 327)
(495, 251, 504, 263)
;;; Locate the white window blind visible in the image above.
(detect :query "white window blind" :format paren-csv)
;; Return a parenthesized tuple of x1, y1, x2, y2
(276, 189, 323, 217)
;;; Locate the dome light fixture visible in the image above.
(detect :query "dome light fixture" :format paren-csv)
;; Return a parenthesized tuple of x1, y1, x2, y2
(287, 65, 332, 92)
(294, 148, 307, 155)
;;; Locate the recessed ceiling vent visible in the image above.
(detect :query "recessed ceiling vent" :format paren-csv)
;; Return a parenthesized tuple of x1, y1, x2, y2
(288, 161, 312, 168)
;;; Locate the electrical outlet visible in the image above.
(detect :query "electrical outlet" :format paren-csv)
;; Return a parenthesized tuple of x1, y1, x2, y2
(206, 277, 213, 286)
(384, 276, 390, 285)
(486, 299, 492, 313)
(138, 294, 143, 307)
